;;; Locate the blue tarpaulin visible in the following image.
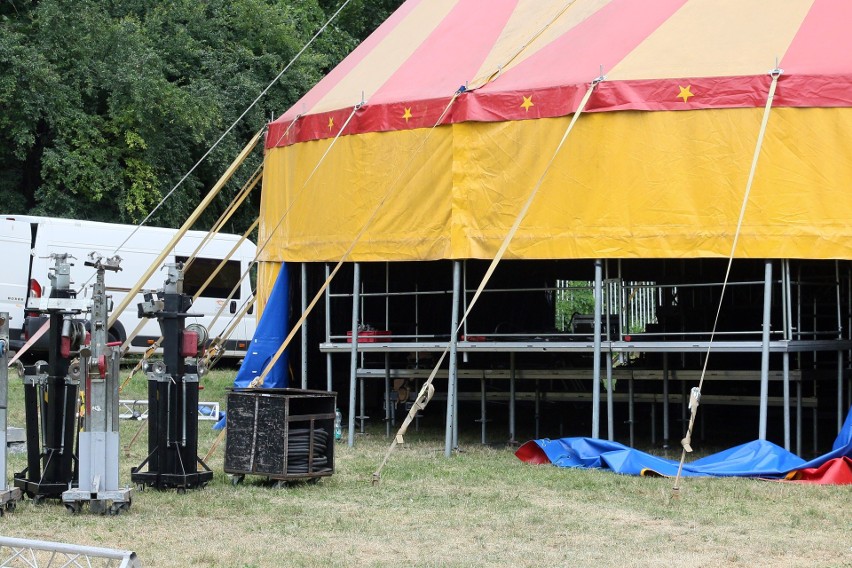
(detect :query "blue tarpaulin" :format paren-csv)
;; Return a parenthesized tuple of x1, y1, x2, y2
(233, 264, 290, 389)
(517, 406, 852, 479)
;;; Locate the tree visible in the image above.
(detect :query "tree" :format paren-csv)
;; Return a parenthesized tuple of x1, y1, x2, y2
(0, 0, 375, 231)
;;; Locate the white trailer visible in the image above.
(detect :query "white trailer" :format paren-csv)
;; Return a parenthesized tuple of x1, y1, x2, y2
(0, 215, 257, 360)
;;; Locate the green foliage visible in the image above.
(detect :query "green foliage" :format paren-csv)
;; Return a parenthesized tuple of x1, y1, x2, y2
(0, 0, 397, 230)
(555, 280, 596, 331)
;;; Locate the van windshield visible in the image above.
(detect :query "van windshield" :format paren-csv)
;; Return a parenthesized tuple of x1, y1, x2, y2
(175, 256, 241, 299)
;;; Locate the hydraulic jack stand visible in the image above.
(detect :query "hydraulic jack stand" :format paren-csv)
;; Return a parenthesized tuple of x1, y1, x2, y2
(15, 254, 87, 502)
(0, 313, 23, 514)
(62, 253, 133, 514)
(131, 263, 213, 491)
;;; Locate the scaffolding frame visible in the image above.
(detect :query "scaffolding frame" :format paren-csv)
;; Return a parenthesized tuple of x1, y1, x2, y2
(301, 258, 850, 455)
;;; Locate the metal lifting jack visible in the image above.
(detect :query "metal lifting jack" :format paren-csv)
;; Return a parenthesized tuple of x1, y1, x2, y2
(14, 253, 88, 502)
(130, 262, 213, 491)
(62, 252, 132, 514)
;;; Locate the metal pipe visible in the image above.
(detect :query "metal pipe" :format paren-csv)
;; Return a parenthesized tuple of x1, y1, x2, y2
(480, 378, 487, 445)
(384, 354, 391, 438)
(592, 260, 602, 439)
(325, 263, 332, 392)
(628, 376, 635, 448)
(446, 261, 461, 456)
(181, 379, 187, 447)
(509, 352, 516, 444)
(783, 259, 791, 449)
(605, 260, 614, 441)
(759, 260, 772, 440)
(663, 353, 669, 447)
(301, 263, 308, 390)
(347, 263, 360, 447)
(783, 352, 790, 450)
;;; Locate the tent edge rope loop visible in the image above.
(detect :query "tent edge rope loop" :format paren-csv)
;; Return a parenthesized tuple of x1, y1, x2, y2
(373, 76, 604, 484)
(673, 67, 783, 493)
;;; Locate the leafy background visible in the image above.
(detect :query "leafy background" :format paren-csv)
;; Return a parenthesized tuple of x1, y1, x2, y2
(0, 0, 404, 232)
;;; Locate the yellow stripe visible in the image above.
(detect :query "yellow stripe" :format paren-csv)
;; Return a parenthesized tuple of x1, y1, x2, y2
(262, 106, 852, 269)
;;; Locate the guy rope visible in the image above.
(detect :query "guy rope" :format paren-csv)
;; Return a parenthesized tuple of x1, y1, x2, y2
(672, 65, 783, 496)
(374, 73, 605, 483)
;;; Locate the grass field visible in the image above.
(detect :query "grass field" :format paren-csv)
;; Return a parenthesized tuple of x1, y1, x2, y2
(2, 367, 850, 567)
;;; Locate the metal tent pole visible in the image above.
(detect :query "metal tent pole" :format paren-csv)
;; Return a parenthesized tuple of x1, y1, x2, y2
(759, 260, 772, 440)
(509, 352, 516, 444)
(325, 263, 332, 392)
(301, 263, 308, 389)
(445, 261, 461, 457)
(605, 260, 614, 441)
(663, 352, 670, 448)
(592, 260, 603, 439)
(347, 263, 360, 447)
(782, 259, 791, 450)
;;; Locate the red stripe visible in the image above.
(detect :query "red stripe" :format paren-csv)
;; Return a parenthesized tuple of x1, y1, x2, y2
(479, 0, 688, 92)
(781, 0, 852, 75)
(274, 0, 424, 125)
(370, 0, 519, 106)
(267, 73, 852, 148)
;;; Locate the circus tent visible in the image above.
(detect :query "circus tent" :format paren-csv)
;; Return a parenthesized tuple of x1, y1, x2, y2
(260, 0, 852, 276)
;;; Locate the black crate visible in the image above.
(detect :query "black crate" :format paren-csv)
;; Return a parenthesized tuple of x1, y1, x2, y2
(224, 388, 336, 481)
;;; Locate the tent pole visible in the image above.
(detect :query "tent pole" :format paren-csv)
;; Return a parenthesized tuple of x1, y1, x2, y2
(605, 259, 614, 441)
(509, 352, 516, 445)
(759, 259, 772, 440)
(348, 263, 361, 447)
(301, 263, 308, 389)
(663, 352, 670, 448)
(782, 259, 790, 450)
(445, 261, 461, 457)
(325, 263, 332, 392)
(593, 259, 602, 439)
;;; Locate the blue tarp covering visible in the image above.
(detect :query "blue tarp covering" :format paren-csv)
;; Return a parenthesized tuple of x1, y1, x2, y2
(233, 264, 290, 389)
(519, 406, 852, 478)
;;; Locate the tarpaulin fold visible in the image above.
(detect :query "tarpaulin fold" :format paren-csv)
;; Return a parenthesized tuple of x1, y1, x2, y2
(516, 406, 852, 484)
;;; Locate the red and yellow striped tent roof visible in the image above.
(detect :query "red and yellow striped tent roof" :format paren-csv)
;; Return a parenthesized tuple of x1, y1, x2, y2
(260, 0, 852, 266)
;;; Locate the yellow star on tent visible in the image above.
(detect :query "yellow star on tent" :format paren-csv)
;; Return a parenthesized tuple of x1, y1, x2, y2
(402, 107, 412, 122)
(677, 85, 694, 103)
(328, 117, 334, 130)
(521, 96, 534, 111)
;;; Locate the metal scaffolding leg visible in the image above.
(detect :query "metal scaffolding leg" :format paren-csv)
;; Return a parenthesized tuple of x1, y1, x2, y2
(479, 378, 487, 445)
(663, 353, 670, 448)
(347, 263, 360, 448)
(385, 354, 391, 438)
(783, 353, 791, 451)
(759, 259, 772, 440)
(301, 263, 308, 389)
(445, 261, 461, 457)
(592, 259, 602, 439)
(628, 377, 635, 448)
(325, 263, 332, 392)
(509, 352, 516, 444)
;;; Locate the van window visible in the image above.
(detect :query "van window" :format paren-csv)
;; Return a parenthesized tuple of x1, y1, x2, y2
(175, 256, 241, 299)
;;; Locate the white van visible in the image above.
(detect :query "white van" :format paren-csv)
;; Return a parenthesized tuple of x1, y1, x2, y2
(0, 215, 257, 360)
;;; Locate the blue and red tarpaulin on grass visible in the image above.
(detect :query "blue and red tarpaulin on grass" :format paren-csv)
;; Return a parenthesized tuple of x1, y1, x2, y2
(516, 406, 852, 485)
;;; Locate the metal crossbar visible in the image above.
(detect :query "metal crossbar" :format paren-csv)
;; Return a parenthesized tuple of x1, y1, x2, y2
(0, 537, 140, 567)
(119, 400, 220, 421)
